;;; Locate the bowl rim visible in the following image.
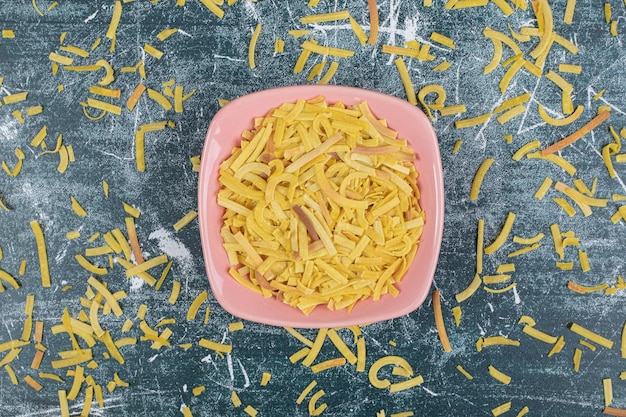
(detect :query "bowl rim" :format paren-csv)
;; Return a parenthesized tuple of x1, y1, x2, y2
(198, 84, 444, 328)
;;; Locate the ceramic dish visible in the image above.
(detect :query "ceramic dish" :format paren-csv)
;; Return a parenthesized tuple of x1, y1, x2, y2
(198, 85, 444, 328)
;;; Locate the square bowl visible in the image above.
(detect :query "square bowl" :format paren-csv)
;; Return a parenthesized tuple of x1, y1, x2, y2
(198, 85, 444, 328)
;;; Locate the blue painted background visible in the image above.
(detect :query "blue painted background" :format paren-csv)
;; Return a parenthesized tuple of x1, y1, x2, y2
(1, 1, 625, 416)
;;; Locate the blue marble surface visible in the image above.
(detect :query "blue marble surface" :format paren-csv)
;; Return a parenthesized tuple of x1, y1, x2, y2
(1, 1, 626, 416)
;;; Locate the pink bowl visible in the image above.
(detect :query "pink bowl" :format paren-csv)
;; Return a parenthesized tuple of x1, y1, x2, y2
(198, 85, 444, 328)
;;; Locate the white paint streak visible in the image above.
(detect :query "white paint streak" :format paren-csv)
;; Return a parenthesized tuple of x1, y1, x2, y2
(148, 354, 159, 362)
(54, 244, 68, 264)
(514, 72, 543, 136)
(470, 102, 499, 149)
(243, 0, 260, 20)
(237, 358, 250, 388)
(586, 86, 594, 110)
(513, 286, 521, 304)
(227, 353, 235, 381)
(597, 96, 626, 116)
(213, 54, 246, 63)
(148, 228, 194, 275)
(586, 53, 626, 97)
(98, 150, 133, 161)
(0, 119, 20, 142)
(129, 276, 145, 291)
(422, 386, 441, 396)
(382, 0, 402, 66)
(84, 10, 98, 23)
(14, 407, 67, 417)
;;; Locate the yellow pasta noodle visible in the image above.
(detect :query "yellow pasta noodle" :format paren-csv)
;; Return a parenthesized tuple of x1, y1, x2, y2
(567, 281, 607, 294)
(507, 243, 541, 257)
(455, 274, 481, 303)
(301, 329, 328, 367)
(604, 378, 614, 408)
(198, 338, 233, 354)
(135, 121, 175, 172)
(433, 61, 451, 72)
(484, 212, 515, 254)
(496, 104, 526, 124)
(512, 140, 540, 161)
(492, 402, 512, 416)
(452, 140, 462, 153)
(30, 221, 51, 287)
(488, 365, 511, 384)
(453, 365, 472, 381)
(569, 323, 613, 349)
(564, 0, 576, 24)
(199, 0, 224, 17)
(157, 27, 178, 41)
(368, 355, 414, 389)
(542, 110, 611, 155)
(3, 92, 28, 104)
(217, 98, 424, 313)
(168, 280, 181, 304)
(300, 40, 355, 58)
(186, 291, 208, 320)
(367, 0, 379, 44)
(307, 389, 327, 416)
(70, 196, 87, 217)
(526, 151, 577, 176)
(429, 32, 455, 49)
(455, 113, 492, 129)
(326, 329, 357, 364)
(393, 57, 417, 105)
(469, 158, 494, 201)
(146, 89, 172, 111)
(476, 219, 484, 274)
(310, 357, 347, 373)
(143, 43, 163, 59)
(433, 289, 452, 352)
(522, 324, 557, 344)
(174, 210, 198, 231)
(248, 23, 262, 69)
(300, 11, 350, 24)
(349, 16, 368, 45)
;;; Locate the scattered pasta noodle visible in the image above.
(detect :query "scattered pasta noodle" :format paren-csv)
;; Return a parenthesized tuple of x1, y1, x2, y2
(2, 2, 624, 416)
(217, 97, 425, 314)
